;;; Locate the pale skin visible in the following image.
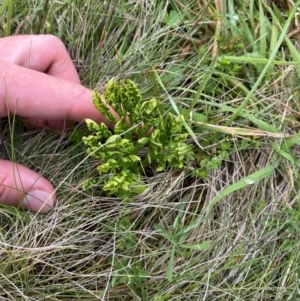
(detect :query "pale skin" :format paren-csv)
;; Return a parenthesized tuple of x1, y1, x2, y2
(0, 35, 111, 213)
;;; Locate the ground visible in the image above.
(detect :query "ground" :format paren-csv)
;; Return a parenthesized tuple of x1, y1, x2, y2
(1, 0, 300, 300)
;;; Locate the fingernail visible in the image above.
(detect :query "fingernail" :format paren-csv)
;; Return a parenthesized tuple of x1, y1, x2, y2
(22, 190, 55, 213)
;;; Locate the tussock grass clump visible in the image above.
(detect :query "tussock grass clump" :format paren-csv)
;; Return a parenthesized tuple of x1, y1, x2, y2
(1, 0, 300, 300)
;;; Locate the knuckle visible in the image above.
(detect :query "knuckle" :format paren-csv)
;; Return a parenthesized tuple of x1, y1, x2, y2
(37, 35, 67, 57)
(42, 34, 63, 46)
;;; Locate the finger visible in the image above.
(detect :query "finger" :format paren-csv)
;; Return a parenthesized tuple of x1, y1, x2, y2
(0, 60, 113, 127)
(0, 35, 81, 130)
(25, 118, 73, 131)
(0, 160, 56, 213)
(0, 34, 81, 83)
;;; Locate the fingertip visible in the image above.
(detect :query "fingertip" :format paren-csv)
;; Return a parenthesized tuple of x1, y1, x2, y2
(22, 189, 56, 213)
(0, 160, 57, 213)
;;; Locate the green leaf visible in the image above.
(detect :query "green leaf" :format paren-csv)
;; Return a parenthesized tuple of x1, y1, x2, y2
(97, 159, 118, 173)
(154, 224, 173, 241)
(277, 149, 295, 167)
(103, 79, 142, 123)
(173, 108, 207, 123)
(244, 114, 279, 133)
(127, 155, 141, 163)
(284, 36, 300, 76)
(114, 117, 127, 134)
(137, 137, 149, 147)
(92, 90, 117, 123)
(271, 142, 296, 167)
(85, 119, 112, 139)
(180, 240, 211, 251)
(82, 77, 199, 200)
(167, 244, 176, 282)
(85, 118, 100, 132)
(131, 183, 147, 195)
(140, 98, 160, 125)
(164, 10, 181, 28)
(285, 132, 300, 148)
(149, 129, 163, 150)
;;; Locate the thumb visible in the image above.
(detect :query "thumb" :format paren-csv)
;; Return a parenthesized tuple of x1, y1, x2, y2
(0, 160, 56, 213)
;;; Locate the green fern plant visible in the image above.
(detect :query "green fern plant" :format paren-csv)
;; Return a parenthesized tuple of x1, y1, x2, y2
(82, 79, 195, 199)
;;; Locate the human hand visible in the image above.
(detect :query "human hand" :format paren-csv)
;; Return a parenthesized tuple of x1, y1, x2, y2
(0, 35, 110, 213)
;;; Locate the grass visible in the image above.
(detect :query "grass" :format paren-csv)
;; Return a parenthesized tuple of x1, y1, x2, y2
(1, 0, 300, 299)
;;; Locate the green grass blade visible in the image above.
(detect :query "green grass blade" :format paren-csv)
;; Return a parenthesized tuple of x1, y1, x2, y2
(260, 1, 300, 75)
(167, 244, 176, 282)
(207, 162, 278, 210)
(196, 98, 280, 132)
(220, 55, 300, 66)
(180, 240, 212, 251)
(284, 37, 300, 76)
(259, 0, 267, 58)
(5, 0, 12, 36)
(270, 15, 279, 53)
(185, 54, 218, 118)
(225, 0, 300, 126)
(227, 0, 237, 28)
(152, 68, 203, 149)
(0, 0, 8, 15)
